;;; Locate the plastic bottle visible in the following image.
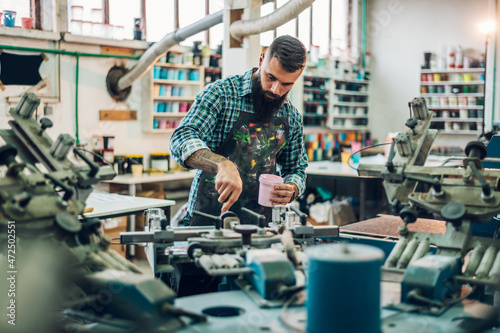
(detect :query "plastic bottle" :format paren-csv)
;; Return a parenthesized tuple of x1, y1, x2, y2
(447, 46, 455, 69)
(455, 46, 463, 69)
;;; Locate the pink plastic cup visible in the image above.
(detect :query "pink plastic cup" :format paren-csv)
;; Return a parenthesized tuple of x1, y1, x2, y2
(258, 174, 283, 207)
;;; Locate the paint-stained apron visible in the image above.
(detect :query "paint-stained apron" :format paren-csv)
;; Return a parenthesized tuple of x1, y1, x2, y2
(191, 111, 289, 226)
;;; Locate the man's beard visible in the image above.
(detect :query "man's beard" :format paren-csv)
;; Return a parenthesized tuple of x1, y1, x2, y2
(251, 72, 288, 122)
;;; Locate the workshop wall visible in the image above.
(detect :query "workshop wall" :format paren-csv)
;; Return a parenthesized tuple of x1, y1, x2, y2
(366, 0, 494, 147)
(0, 37, 172, 167)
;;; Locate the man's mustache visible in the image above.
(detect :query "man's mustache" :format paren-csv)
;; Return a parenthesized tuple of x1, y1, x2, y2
(263, 91, 280, 100)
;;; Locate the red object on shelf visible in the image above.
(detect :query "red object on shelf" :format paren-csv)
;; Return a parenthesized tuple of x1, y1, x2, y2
(21, 17, 32, 29)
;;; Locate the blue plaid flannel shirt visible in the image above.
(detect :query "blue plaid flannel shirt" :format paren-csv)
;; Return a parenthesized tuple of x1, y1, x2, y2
(169, 68, 308, 220)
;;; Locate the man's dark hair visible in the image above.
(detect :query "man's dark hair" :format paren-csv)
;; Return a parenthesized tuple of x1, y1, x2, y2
(267, 35, 306, 73)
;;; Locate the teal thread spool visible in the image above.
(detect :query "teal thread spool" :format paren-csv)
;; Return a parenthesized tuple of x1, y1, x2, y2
(306, 243, 384, 333)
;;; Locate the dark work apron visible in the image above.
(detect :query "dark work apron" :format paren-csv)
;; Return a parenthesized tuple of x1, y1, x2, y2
(191, 111, 289, 226)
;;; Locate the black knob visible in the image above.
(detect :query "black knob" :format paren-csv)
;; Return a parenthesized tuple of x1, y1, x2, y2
(55, 212, 82, 234)
(192, 210, 222, 229)
(290, 206, 307, 226)
(160, 217, 168, 230)
(399, 206, 418, 223)
(39, 118, 53, 133)
(405, 117, 418, 131)
(465, 141, 487, 160)
(441, 202, 466, 228)
(187, 242, 203, 259)
(82, 218, 102, 235)
(0, 144, 17, 166)
(234, 224, 259, 246)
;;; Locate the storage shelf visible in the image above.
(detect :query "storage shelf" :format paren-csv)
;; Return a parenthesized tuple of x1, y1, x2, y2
(332, 114, 368, 119)
(304, 88, 330, 93)
(329, 126, 369, 131)
(146, 60, 204, 133)
(334, 78, 369, 84)
(150, 129, 176, 133)
(333, 102, 369, 107)
(7, 96, 59, 104)
(438, 130, 481, 134)
(155, 63, 203, 69)
(304, 101, 329, 105)
(303, 126, 338, 133)
(421, 81, 484, 86)
(420, 67, 484, 139)
(153, 79, 203, 85)
(154, 96, 196, 101)
(427, 105, 483, 110)
(153, 113, 187, 117)
(421, 68, 485, 74)
(205, 67, 222, 72)
(303, 72, 370, 132)
(303, 113, 328, 118)
(334, 90, 369, 96)
(420, 93, 483, 97)
(431, 118, 483, 122)
(304, 75, 329, 80)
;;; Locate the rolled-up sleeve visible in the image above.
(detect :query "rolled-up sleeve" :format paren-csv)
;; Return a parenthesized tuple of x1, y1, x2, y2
(278, 109, 308, 196)
(169, 85, 222, 168)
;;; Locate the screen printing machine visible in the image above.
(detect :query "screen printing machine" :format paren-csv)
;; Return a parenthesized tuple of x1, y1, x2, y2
(2, 93, 500, 332)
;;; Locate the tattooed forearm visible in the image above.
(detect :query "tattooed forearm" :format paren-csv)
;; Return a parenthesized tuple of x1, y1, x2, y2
(185, 149, 229, 173)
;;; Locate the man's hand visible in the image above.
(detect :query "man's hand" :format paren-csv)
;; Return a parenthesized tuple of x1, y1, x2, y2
(215, 160, 243, 213)
(271, 182, 298, 205)
(185, 149, 243, 213)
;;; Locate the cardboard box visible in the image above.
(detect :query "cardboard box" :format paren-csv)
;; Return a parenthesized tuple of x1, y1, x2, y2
(102, 217, 128, 257)
(332, 200, 357, 226)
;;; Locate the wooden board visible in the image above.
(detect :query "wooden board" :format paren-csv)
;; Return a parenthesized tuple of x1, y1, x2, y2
(229, 9, 244, 48)
(101, 46, 136, 56)
(99, 110, 137, 121)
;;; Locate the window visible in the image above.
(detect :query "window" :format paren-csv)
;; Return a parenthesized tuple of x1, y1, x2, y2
(178, 0, 206, 49)
(260, 0, 349, 59)
(67, 0, 103, 36)
(208, 0, 224, 50)
(1, 0, 31, 27)
(276, 0, 296, 39)
(297, 6, 311, 50)
(146, 0, 175, 42)
(332, 0, 348, 58)
(312, 0, 330, 56)
(260, 1, 275, 47)
(109, 0, 140, 40)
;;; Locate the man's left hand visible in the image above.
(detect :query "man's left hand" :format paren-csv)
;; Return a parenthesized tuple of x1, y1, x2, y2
(271, 183, 297, 205)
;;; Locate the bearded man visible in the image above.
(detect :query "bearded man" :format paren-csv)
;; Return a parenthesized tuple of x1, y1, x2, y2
(169, 35, 308, 226)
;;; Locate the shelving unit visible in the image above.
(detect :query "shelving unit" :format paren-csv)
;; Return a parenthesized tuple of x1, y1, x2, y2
(302, 75, 370, 131)
(302, 74, 372, 162)
(330, 78, 370, 131)
(302, 76, 330, 128)
(419, 68, 485, 134)
(145, 62, 204, 133)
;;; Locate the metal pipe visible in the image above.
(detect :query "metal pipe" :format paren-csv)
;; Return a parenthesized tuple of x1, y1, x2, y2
(362, 0, 367, 68)
(464, 244, 486, 277)
(229, 0, 315, 43)
(211, 254, 228, 269)
(384, 238, 408, 268)
(476, 246, 497, 278)
(75, 54, 80, 144)
(488, 250, 500, 278)
(408, 239, 430, 265)
(396, 238, 418, 269)
(117, 10, 223, 91)
(492, 0, 498, 127)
